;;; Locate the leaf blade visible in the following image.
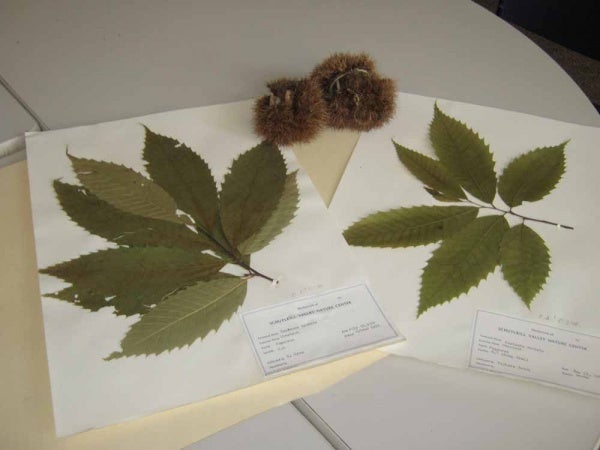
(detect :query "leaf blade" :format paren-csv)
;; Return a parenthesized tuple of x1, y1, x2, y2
(68, 153, 186, 224)
(238, 170, 299, 254)
(429, 104, 497, 203)
(394, 142, 465, 199)
(419, 215, 509, 316)
(143, 127, 219, 231)
(106, 276, 247, 358)
(500, 224, 550, 307)
(220, 141, 287, 247)
(343, 205, 479, 248)
(498, 143, 566, 207)
(41, 247, 225, 316)
(53, 181, 211, 250)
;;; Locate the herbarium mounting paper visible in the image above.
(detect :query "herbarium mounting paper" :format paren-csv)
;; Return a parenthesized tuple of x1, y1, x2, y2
(330, 93, 600, 391)
(26, 100, 366, 436)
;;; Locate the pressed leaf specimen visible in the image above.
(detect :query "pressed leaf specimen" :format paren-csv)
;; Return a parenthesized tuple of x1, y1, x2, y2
(344, 103, 571, 316)
(41, 129, 299, 358)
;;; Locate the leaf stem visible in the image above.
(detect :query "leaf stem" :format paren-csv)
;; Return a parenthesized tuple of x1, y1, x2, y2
(462, 199, 573, 230)
(196, 227, 275, 282)
(508, 209, 574, 230)
(238, 263, 275, 283)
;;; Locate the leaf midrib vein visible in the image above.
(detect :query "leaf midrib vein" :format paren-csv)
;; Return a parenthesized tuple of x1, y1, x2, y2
(389, 208, 475, 233)
(406, 151, 461, 197)
(80, 161, 178, 222)
(157, 141, 214, 227)
(423, 218, 503, 303)
(508, 157, 561, 206)
(128, 279, 245, 348)
(440, 118, 489, 199)
(234, 164, 263, 240)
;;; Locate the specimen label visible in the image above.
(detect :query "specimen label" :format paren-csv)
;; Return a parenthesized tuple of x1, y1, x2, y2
(469, 310, 600, 395)
(242, 284, 402, 375)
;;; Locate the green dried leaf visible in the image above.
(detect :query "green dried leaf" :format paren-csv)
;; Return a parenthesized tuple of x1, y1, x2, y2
(143, 127, 219, 232)
(213, 221, 243, 261)
(240, 254, 251, 266)
(498, 143, 566, 207)
(238, 171, 299, 254)
(423, 187, 463, 203)
(41, 247, 224, 316)
(419, 215, 509, 316)
(46, 287, 106, 312)
(429, 104, 497, 203)
(68, 153, 186, 224)
(53, 181, 211, 250)
(394, 142, 465, 199)
(500, 224, 550, 307)
(106, 276, 247, 359)
(220, 141, 287, 248)
(343, 206, 478, 248)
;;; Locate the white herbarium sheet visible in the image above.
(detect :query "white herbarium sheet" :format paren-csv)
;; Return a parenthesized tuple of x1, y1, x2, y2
(331, 93, 600, 387)
(26, 100, 368, 436)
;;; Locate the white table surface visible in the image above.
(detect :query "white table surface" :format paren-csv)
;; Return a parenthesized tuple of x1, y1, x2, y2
(0, 82, 35, 142)
(0, 83, 37, 168)
(306, 354, 600, 450)
(184, 404, 333, 450)
(1, 0, 598, 129)
(1, 1, 599, 449)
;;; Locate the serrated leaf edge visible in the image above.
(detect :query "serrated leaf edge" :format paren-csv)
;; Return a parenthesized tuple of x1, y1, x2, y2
(105, 277, 247, 359)
(499, 224, 551, 307)
(417, 215, 508, 316)
(430, 103, 497, 203)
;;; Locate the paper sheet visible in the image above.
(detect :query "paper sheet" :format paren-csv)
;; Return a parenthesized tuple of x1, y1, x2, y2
(25, 100, 368, 436)
(330, 93, 600, 389)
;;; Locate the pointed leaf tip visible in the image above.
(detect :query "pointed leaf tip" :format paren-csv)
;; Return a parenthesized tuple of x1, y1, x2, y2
(220, 142, 287, 248)
(238, 170, 299, 254)
(344, 205, 478, 248)
(429, 103, 497, 203)
(104, 351, 123, 361)
(394, 142, 465, 200)
(143, 127, 220, 232)
(68, 153, 187, 224)
(418, 215, 509, 315)
(498, 142, 566, 207)
(52, 180, 211, 250)
(40, 247, 225, 316)
(423, 187, 463, 202)
(111, 276, 248, 357)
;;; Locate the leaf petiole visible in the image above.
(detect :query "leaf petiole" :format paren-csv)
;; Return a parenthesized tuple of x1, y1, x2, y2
(461, 198, 573, 230)
(196, 226, 275, 282)
(239, 265, 275, 283)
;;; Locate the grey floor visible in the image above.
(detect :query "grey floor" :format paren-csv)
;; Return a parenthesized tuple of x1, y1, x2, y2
(473, 0, 600, 110)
